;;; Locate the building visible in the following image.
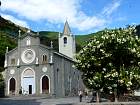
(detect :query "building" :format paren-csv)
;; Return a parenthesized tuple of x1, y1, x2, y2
(4, 21, 83, 97)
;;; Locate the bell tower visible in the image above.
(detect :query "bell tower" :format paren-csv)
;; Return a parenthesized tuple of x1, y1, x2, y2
(59, 21, 76, 59)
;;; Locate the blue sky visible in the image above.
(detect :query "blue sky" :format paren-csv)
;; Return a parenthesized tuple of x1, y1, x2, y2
(1, 0, 140, 35)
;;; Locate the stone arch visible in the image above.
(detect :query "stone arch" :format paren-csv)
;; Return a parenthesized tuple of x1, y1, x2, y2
(63, 37, 67, 44)
(9, 77, 16, 95)
(40, 75, 50, 94)
(21, 67, 35, 94)
(23, 68, 34, 77)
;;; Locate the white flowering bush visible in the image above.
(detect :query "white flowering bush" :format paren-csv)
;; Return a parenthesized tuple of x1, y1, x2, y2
(75, 26, 140, 98)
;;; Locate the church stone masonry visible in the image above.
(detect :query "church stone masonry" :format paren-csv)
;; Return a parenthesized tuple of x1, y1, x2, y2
(4, 21, 83, 97)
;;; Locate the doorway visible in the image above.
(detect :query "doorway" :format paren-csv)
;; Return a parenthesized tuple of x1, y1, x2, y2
(9, 78, 16, 95)
(29, 85, 32, 94)
(21, 68, 35, 95)
(42, 76, 49, 94)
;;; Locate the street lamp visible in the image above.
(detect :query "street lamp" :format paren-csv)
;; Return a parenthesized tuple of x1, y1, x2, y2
(114, 84, 117, 102)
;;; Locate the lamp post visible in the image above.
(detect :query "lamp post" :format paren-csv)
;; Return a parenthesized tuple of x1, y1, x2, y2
(114, 84, 117, 102)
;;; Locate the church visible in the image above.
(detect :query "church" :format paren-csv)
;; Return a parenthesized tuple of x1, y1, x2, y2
(4, 21, 84, 97)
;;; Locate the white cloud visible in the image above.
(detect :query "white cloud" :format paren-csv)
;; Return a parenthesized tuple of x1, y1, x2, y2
(1, 0, 79, 22)
(1, 14, 29, 28)
(102, 0, 121, 17)
(1, 0, 122, 32)
(72, 16, 106, 31)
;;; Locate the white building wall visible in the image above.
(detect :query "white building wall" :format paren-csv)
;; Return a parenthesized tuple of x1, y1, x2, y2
(59, 35, 75, 59)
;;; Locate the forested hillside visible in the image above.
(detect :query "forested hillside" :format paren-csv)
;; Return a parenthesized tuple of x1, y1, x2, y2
(0, 16, 94, 53)
(0, 16, 92, 71)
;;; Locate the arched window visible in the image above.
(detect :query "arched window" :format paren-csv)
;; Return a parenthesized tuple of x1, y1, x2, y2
(42, 55, 47, 63)
(11, 58, 15, 65)
(26, 38, 31, 46)
(63, 37, 67, 44)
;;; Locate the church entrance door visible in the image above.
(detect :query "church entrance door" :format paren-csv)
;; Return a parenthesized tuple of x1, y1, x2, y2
(29, 85, 32, 94)
(21, 68, 35, 95)
(42, 76, 49, 94)
(9, 78, 16, 95)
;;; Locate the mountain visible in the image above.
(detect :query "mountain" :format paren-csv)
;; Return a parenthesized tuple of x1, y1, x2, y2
(1, 16, 140, 70)
(38, 31, 93, 52)
(0, 31, 16, 72)
(0, 16, 95, 71)
(0, 16, 28, 37)
(0, 16, 94, 52)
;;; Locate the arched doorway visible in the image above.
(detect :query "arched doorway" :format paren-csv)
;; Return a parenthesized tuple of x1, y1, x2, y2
(42, 76, 49, 94)
(21, 68, 35, 95)
(9, 78, 16, 95)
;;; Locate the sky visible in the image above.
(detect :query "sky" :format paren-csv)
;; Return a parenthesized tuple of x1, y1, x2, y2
(0, 0, 140, 35)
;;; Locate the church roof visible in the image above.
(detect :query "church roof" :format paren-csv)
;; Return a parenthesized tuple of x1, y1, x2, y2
(6, 47, 17, 55)
(40, 44, 74, 61)
(6, 44, 74, 62)
(54, 52, 74, 62)
(19, 30, 39, 39)
(63, 20, 71, 35)
(39, 44, 52, 50)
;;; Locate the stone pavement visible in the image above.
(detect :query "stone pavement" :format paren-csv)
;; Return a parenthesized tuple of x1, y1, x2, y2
(1, 96, 140, 105)
(0, 96, 89, 105)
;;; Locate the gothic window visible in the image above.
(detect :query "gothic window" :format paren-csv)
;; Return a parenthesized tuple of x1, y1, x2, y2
(11, 58, 15, 65)
(42, 55, 47, 63)
(63, 37, 67, 44)
(26, 38, 31, 46)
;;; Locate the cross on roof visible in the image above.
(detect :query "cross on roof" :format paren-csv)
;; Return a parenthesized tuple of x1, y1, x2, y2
(18, 30, 21, 37)
(51, 41, 53, 48)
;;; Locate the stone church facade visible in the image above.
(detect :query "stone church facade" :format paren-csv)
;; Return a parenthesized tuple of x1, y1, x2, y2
(4, 21, 83, 97)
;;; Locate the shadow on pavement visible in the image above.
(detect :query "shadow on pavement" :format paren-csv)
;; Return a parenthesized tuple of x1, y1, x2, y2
(56, 103, 73, 105)
(0, 98, 41, 105)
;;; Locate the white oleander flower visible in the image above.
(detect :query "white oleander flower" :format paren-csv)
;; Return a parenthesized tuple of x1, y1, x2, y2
(110, 91, 113, 94)
(127, 87, 131, 90)
(138, 62, 140, 66)
(96, 41, 100, 44)
(109, 63, 112, 66)
(108, 86, 112, 89)
(119, 80, 124, 83)
(101, 36, 105, 39)
(135, 36, 138, 40)
(103, 68, 106, 71)
(131, 48, 136, 53)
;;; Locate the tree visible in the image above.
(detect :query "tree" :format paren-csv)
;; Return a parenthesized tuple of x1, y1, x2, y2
(75, 26, 140, 102)
(0, 72, 4, 97)
(0, 32, 16, 97)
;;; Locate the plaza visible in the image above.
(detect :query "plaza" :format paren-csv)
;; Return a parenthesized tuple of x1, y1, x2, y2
(0, 96, 87, 105)
(1, 96, 140, 105)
